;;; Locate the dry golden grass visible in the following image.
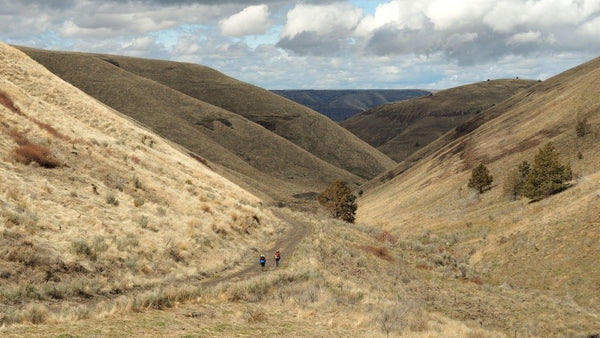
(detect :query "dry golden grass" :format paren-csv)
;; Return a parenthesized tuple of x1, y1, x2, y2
(0, 42, 280, 325)
(0, 209, 509, 337)
(357, 56, 600, 335)
(2, 42, 600, 337)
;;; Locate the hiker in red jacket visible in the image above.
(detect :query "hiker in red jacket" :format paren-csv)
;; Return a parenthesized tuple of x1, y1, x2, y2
(274, 250, 281, 267)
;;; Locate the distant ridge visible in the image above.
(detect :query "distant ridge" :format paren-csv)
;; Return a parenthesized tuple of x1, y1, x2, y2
(271, 89, 430, 121)
(341, 79, 537, 162)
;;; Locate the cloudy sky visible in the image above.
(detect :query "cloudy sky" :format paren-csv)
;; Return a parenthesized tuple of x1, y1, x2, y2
(1, 0, 599, 89)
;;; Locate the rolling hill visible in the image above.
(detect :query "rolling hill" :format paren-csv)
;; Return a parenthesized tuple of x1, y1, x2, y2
(271, 89, 430, 121)
(357, 56, 600, 334)
(16, 46, 396, 203)
(340, 79, 538, 162)
(0, 42, 281, 324)
(1, 42, 507, 337)
(3, 42, 600, 337)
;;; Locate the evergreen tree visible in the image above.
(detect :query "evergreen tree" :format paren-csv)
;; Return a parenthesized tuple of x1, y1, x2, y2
(468, 163, 493, 194)
(503, 161, 531, 200)
(522, 142, 572, 200)
(318, 180, 357, 223)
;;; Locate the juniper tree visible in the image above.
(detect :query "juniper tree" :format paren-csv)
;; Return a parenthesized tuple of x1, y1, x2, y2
(468, 163, 493, 194)
(318, 180, 357, 223)
(522, 142, 572, 200)
(503, 161, 530, 200)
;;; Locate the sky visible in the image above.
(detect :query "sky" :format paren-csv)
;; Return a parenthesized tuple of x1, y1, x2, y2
(1, 0, 599, 89)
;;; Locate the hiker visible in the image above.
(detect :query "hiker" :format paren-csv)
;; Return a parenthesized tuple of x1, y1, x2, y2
(274, 250, 281, 267)
(259, 254, 266, 270)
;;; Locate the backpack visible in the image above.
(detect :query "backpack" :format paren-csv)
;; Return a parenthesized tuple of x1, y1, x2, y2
(274, 251, 280, 260)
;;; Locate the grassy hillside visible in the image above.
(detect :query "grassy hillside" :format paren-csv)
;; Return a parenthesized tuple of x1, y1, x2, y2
(36, 50, 397, 181)
(15, 47, 378, 203)
(341, 79, 537, 162)
(0, 43, 505, 337)
(357, 56, 600, 335)
(0, 42, 280, 324)
(271, 89, 430, 121)
(3, 42, 599, 337)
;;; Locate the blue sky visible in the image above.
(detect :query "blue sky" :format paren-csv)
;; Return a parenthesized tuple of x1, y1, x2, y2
(1, 0, 599, 89)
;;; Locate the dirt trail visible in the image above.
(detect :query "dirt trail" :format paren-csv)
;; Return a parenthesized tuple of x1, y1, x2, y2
(200, 209, 310, 288)
(64, 208, 311, 310)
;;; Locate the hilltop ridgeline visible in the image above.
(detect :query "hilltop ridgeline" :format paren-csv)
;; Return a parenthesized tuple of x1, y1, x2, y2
(341, 79, 538, 162)
(17, 46, 396, 203)
(271, 89, 430, 122)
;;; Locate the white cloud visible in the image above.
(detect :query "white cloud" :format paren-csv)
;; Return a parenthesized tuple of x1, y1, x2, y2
(60, 20, 114, 38)
(506, 30, 542, 46)
(281, 3, 363, 39)
(484, 0, 600, 33)
(219, 5, 271, 37)
(578, 15, 600, 36)
(1, 0, 599, 90)
(426, 0, 490, 30)
(354, 1, 428, 38)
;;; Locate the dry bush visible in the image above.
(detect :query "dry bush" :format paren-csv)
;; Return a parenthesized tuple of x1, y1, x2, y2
(6, 241, 38, 266)
(245, 306, 267, 323)
(133, 196, 145, 207)
(11, 143, 61, 168)
(21, 303, 52, 324)
(359, 245, 394, 261)
(375, 230, 397, 244)
(105, 193, 119, 206)
(0, 90, 23, 115)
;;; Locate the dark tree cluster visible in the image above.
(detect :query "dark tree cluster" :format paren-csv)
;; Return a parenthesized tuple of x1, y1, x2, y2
(501, 142, 572, 200)
(318, 180, 357, 223)
(472, 142, 572, 201)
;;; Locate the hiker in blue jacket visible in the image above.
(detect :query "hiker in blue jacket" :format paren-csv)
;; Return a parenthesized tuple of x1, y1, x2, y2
(259, 254, 266, 270)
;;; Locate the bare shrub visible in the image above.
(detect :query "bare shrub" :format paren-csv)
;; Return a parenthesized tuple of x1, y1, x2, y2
(11, 143, 61, 168)
(68, 305, 91, 320)
(0, 90, 23, 115)
(105, 193, 119, 206)
(133, 196, 145, 207)
(138, 215, 149, 228)
(576, 118, 591, 137)
(92, 235, 109, 254)
(375, 230, 397, 244)
(7, 241, 38, 266)
(166, 245, 185, 263)
(21, 303, 51, 324)
(359, 245, 394, 261)
(71, 239, 92, 257)
(133, 177, 143, 190)
(225, 285, 247, 302)
(245, 306, 267, 323)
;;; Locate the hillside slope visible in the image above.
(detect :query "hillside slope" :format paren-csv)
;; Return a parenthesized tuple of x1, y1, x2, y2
(357, 56, 600, 334)
(271, 89, 429, 121)
(16, 46, 369, 202)
(19, 49, 396, 181)
(104, 55, 396, 179)
(341, 79, 537, 162)
(0, 42, 281, 320)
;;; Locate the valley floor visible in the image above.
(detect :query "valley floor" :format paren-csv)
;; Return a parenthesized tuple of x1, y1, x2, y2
(1, 207, 599, 337)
